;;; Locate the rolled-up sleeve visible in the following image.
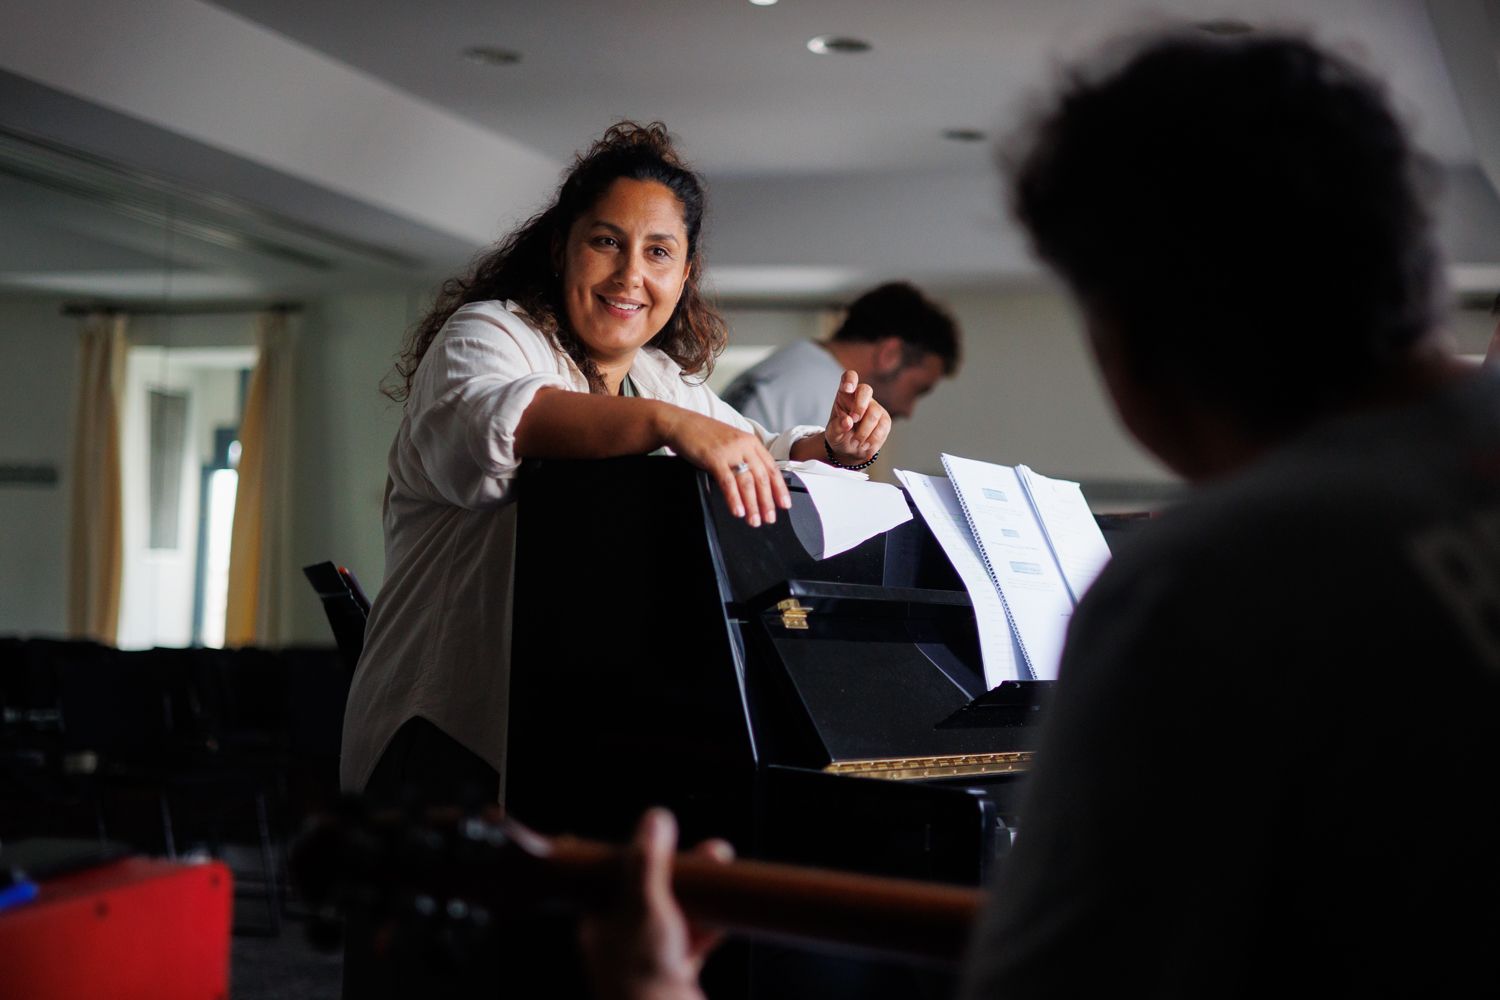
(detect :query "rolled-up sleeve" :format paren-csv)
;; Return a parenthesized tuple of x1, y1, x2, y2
(399, 309, 573, 509)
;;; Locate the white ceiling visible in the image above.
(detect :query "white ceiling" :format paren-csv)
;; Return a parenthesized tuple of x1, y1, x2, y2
(2, 0, 1499, 303)
(211, 0, 1483, 171)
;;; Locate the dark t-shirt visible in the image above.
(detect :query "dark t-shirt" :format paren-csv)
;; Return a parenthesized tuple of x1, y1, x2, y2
(961, 369, 1500, 997)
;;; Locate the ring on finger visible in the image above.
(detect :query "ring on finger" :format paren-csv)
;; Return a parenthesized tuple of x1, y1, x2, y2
(731, 461, 751, 475)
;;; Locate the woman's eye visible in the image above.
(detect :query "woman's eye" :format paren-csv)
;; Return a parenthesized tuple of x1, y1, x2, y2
(592, 236, 617, 248)
(650, 246, 672, 259)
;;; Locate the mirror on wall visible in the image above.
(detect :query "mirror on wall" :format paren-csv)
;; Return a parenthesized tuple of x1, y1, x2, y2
(0, 126, 390, 646)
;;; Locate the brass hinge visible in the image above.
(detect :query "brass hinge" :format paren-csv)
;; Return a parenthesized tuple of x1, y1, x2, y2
(776, 597, 810, 630)
(825, 751, 1034, 781)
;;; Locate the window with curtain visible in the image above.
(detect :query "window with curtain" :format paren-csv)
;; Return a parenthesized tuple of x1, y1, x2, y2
(117, 343, 255, 650)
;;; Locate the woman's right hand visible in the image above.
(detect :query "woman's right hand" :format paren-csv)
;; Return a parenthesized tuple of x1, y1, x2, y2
(658, 407, 790, 527)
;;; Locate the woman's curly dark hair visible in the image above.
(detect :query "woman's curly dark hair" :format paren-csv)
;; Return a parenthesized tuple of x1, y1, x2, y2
(386, 121, 726, 399)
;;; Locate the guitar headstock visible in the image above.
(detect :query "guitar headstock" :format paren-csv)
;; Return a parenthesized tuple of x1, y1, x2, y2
(292, 799, 602, 951)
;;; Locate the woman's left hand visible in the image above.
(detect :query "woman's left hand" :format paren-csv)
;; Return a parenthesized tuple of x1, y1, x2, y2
(823, 369, 891, 465)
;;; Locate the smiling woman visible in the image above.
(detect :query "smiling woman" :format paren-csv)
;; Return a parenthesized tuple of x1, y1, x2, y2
(339, 122, 893, 996)
(342, 119, 894, 812)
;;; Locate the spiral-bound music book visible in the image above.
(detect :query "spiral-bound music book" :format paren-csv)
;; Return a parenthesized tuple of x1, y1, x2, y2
(896, 455, 1111, 687)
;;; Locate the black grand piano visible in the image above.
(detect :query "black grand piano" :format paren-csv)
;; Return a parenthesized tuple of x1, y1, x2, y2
(505, 457, 1129, 995)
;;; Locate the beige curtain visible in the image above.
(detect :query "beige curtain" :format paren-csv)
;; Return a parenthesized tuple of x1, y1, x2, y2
(67, 313, 128, 642)
(225, 312, 296, 647)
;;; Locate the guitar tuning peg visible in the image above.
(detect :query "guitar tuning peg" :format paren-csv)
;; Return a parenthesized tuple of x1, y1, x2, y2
(457, 808, 506, 844)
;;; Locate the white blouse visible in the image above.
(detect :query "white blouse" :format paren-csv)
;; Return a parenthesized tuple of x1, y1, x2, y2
(340, 300, 822, 797)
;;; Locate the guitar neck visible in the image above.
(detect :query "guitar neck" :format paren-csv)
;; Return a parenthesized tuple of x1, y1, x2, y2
(538, 834, 984, 965)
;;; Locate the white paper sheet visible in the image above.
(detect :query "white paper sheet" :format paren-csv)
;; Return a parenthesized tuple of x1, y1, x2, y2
(941, 454, 1074, 680)
(1016, 465, 1113, 605)
(788, 467, 912, 560)
(895, 470, 1024, 688)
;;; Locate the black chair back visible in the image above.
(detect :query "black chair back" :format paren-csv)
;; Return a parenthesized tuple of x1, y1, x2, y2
(301, 562, 370, 672)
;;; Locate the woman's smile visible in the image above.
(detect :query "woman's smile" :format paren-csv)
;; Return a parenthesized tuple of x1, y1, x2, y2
(598, 294, 647, 318)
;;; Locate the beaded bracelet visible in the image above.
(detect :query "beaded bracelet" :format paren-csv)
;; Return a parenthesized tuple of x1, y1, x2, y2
(824, 436, 880, 471)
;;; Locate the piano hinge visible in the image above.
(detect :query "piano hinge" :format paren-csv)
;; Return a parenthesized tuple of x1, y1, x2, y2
(776, 598, 810, 630)
(824, 751, 1034, 781)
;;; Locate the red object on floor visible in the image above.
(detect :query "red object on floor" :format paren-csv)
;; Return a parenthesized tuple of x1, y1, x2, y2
(0, 856, 232, 1000)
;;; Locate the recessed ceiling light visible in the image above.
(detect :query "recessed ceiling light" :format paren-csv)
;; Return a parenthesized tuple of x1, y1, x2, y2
(943, 128, 987, 143)
(462, 46, 522, 66)
(1194, 19, 1254, 36)
(807, 35, 871, 55)
(749, 0, 778, 6)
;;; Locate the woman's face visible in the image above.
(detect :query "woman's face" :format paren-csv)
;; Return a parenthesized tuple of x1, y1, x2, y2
(560, 177, 691, 368)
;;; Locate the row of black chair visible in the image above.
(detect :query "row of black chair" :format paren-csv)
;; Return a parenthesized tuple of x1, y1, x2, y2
(1, 560, 369, 933)
(0, 637, 352, 933)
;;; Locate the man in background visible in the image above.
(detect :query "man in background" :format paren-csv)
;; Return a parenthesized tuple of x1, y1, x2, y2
(585, 29, 1500, 999)
(721, 282, 960, 430)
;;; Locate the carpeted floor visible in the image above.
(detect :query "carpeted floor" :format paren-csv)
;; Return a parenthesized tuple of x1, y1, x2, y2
(217, 842, 342, 1000)
(232, 928, 343, 1000)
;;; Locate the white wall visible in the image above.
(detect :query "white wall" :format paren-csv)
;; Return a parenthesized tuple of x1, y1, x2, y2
(285, 287, 424, 642)
(1446, 302, 1497, 358)
(0, 297, 77, 636)
(720, 307, 828, 352)
(882, 286, 1172, 500)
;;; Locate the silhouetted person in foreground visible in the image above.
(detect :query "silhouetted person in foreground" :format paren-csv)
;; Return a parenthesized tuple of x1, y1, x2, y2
(583, 29, 1500, 999)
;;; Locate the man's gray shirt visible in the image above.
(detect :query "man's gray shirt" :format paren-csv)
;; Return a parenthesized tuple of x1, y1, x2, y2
(720, 340, 843, 431)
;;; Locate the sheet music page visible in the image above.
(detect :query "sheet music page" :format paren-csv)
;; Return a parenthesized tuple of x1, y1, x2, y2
(895, 470, 1024, 688)
(941, 454, 1074, 681)
(788, 467, 913, 559)
(1016, 465, 1113, 605)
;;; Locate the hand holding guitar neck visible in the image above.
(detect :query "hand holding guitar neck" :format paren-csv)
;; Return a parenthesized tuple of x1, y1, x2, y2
(292, 801, 983, 966)
(579, 809, 729, 1000)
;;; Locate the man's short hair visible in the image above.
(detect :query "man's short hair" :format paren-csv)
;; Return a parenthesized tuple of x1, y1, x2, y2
(831, 282, 961, 375)
(1009, 33, 1441, 431)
